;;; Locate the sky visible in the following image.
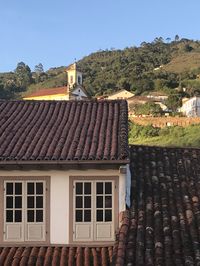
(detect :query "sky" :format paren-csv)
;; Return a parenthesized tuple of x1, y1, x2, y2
(0, 0, 200, 72)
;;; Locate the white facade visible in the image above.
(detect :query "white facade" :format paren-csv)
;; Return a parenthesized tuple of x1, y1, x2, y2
(180, 97, 200, 117)
(0, 166, 129, 245)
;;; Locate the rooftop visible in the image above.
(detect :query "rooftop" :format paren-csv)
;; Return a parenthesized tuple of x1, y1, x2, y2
(0, 100, 129, 164)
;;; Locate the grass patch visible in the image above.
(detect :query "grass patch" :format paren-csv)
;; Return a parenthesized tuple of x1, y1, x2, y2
(129, 122, 200, 147)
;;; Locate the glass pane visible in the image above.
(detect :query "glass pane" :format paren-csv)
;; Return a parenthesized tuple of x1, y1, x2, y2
(36, 196, 43, 208)
(84, 183, 91, 194)
(6, 183, 13, 195)
(96, 183, 103, 194)
(6, 210, 13, 222)
(15, 196, 22, 208)
(84, 210, 91, 222)
(96, 196, 103, 208)
(105, 183, 112, 194)
(76, 183, 82, 195)
(36, 210, 43, 222)
(97, 210, 103, 222)
(36, 183, 43, 194)
(27, 183, 34, 194)
(27, 196, 34, 208)
(15, 183, 22, 195)
(76, 210, 83, 222)
(105, 210, 112, 222)
(105, 196, 112, 208)
(27, 210, 34, 222)
(6, 196, 13, 208)
(76, 196, 82, 208)
(15, 210, 22, 222)
(84, 196, 91, 208)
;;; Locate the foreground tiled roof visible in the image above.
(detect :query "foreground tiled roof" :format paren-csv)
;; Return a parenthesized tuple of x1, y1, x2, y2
(0, 246, 113, 265)
(0, 100, 128, 163)
(113, 145, 200, 265)
(24, 87, 68, 98)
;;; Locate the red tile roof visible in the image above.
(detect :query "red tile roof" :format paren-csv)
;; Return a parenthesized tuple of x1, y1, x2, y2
(113, 145, 200, 265)
(0, 100, 129, 163)
(24, 87, 68, 98)
(0, 246, 113, 265)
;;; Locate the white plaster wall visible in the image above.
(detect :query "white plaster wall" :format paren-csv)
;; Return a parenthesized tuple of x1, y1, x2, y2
(0, 167, 128, 244)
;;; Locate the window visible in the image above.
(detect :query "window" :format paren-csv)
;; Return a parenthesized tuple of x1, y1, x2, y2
(70, 75, 73, 84)
(3, 179, 49, 242)
(78, 76, 81, 84)
(73, 180, 116, 242)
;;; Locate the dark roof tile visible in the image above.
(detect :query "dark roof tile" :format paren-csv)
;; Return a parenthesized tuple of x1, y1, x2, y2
(114, 145, 200, 265)
(0, 100, 129, 163)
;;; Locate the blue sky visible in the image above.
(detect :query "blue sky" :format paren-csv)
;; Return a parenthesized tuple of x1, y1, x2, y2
(0, 0, 200, 72)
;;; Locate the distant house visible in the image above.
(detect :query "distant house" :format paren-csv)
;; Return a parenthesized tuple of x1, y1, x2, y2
(107, 89, 135, 100)
(127, 95, 168, 116)
(0, 100, 130, 245)
(23, 63, 89, 101)
(146, 91, 168, 101)
(180, 96, 200, 117)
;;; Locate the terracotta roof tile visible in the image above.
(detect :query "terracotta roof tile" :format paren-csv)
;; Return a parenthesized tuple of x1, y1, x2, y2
(0, 100, 129, 163)
(113, 145, 200, 265)
(0, 246, 113, 265)
(24, 87, 69, 98)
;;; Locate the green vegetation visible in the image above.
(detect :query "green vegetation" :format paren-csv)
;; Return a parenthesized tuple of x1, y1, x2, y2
(129, 122, 200, 147)
(2, 37, 200, 99)
(130, 102, 163, 116)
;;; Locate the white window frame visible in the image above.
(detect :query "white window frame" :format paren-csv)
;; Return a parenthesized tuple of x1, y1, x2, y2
(0, 176, 50, 245)
(72, 177, 118, 242)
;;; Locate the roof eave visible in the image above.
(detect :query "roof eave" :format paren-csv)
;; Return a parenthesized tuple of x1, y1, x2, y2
(0, 159, 130, 166)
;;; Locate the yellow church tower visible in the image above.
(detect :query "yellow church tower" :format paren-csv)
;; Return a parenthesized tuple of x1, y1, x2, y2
(66, 62, 83, 89)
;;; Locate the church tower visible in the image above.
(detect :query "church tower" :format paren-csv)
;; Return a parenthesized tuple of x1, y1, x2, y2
(66, 62, 83, 89)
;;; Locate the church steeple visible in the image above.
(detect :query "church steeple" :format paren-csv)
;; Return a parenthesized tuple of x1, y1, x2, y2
(66, 62, 83, 89)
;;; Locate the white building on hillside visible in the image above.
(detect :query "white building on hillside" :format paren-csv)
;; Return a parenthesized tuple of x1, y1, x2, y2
(180, 96, 200, 117)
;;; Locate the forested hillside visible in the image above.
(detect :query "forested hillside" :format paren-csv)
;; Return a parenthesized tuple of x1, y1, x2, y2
(1, 36, 200, 99)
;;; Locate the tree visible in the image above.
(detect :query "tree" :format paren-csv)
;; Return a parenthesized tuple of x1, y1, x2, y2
(15, 62, 32, 89)
(34, 63, 44, 74)
(175, 34, 180, 42)
(165, 94, 182, 112)
(131, 102, 163, 116)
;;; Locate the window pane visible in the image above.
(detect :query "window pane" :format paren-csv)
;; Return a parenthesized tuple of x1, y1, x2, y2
(105, 196, 112, 208)
(6, 183, 13, 195)
(105, 210, 112, 222)
(27, 210, 34, 222)
(36, 196, 43, 208)
(84, 183, 91, 194)
(15, 196, 22, 208)
(76, 196, 82, 208)
(84, 210, 91, 222)
(96, 183, 103, 194)
(27, 183, 34, 194)
(76, 210, 83, 222)
(27, 196, 34, 208)
(76, 183, 82, 195)
(96, 196, 103, 208)
(36, 210, 43, 222)
(6, 210, 13, 222)
(15, 210, 22, 222)
(6, 196, 13, 208)
(36, 183, 43, 194)
(105, 183, 112, 194)
(97, 210, 103, 222)
(84, 196, 91, 208)
(15, 183, 22, 195)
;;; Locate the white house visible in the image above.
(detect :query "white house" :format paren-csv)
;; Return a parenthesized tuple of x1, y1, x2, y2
(0, 100, 130, 246)
(180, 96, 200, 117)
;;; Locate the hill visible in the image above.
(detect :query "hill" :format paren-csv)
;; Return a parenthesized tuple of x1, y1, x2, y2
(1, 37, 200, 99)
